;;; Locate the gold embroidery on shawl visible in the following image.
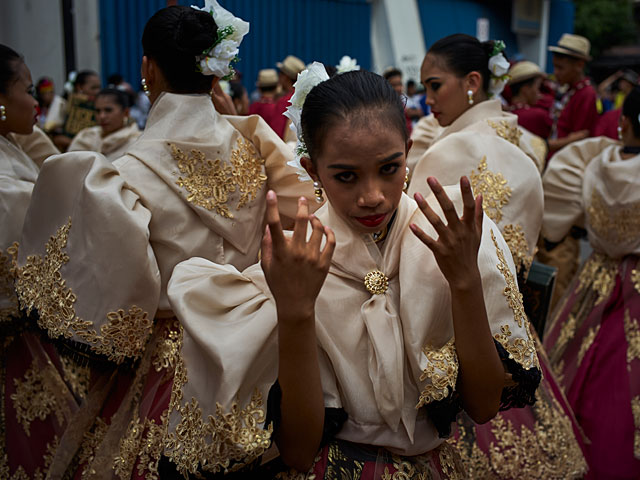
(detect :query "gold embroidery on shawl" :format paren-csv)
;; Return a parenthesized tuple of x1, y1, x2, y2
(487, 119, 522, 146)
(555, 314, 578, 356)
(577, 253, 617, 305)
(438, 441, 466, 480)
(632, 261, 640, 295)
(449, 389, 587, 479)
(326, 442, 364, 479)
(470, 157, 512, 224)
(364, 269, 389, 295)
(78, 418, 109, 477)
(152, 320, 181, 373)
(0, 244, 19, 322)
(172, 138, 267, 218)
(12, 219, 153, 363)
(163, 325, 273, 476)
(502, 224, 533, 276)
(11, 360, 65, 436)
(491, 230, 538, 370)
(8, 436, 59, 480)
(552, 359, 565, 385)
(577, 325, 601, 365)
(587, 189, 640, 244)
(60, 354, 90, 400)
(632, 397, 640, 459)
(114, 416, 164, 480)
(417, 340, 458, 408)
(624, 309, 640, 367)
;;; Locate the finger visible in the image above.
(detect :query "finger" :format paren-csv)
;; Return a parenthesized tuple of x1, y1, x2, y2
(308, 215, 325, 252)
(414, 191, 448, 238)
(260, 225, 273, 273)
(409, 223, 440, 253)
(265, 190, 286, 249)
(460, 176, 476, 225)
(319, 226, 336, 267)
(427, 177, 460, 227)
(292, 197, 310, 247)
(475, 194, 484, 234)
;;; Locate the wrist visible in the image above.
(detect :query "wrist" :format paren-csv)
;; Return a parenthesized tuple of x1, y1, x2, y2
(447, 270, 482, 293)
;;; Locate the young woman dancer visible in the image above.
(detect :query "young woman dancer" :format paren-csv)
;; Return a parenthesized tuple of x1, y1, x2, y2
(168, 67, 541, 478)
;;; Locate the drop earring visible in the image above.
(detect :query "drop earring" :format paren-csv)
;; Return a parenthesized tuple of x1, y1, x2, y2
(403, 166, 409, 190)
(141, 78, 150, 97)
(467, 90, 474, 105)
(618, 125, 623, 141)
(0, 105, 6, 121)
(313, 180, 324, 203)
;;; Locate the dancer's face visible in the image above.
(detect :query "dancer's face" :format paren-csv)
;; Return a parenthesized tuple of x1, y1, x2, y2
(421, 53, 472, 127)
(0, 61, 38, 136)
(95, 95, 128, 136)
(303, 115, 410, 236)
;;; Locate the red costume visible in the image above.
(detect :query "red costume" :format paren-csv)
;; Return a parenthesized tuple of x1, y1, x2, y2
(272, 91, 293, 139)
(554, 78, 599, 138)
(248, 98, 279, 134)
(509, 102, 553, 139)
(594, 108, 621, 141)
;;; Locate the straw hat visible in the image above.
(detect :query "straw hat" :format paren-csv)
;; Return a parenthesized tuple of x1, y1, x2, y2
(277, 55, 305, 80)
(508, 61, 544, 85)
(548, 33, 592, 61)
(256, 68, 279, 88)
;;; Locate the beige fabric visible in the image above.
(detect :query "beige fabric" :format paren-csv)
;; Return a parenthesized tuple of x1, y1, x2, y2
(114, 93, 316, 310)
(407, 114, 443, 173)
(408, 99, 543, 274)
(542, 136, 618, 243)
(0, 135, 39, 316)
(9, 126, 60, 168)
(68, 122, 141, 161)
(42, 95, 67, 132)
(518, 125, 548, 173)
(168, 189, 538, 456)
(14, 152, 161, 363)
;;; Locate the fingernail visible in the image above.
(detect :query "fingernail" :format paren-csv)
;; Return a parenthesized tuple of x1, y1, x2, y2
(409, 223, 417, 232)
(267, 190, 276, 200)
(414, 192, 424, 203)
(427, 177, 437, 188)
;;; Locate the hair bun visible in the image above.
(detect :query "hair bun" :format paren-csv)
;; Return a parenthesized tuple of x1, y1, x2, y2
(174, 8, 217, 57)
(481, 40, 495, 58)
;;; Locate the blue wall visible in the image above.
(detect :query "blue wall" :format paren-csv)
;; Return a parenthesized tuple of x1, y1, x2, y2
(547, 0, 575, 72)
(99, 0, 372, 94)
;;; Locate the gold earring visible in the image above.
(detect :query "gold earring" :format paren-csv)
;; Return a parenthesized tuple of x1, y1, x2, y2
(0, 105, 6, 121)
(141, 78, 150, 97)
(467, 89, 474, 105)
(313, 180, 324, 203)
(403, 166, 409, 190)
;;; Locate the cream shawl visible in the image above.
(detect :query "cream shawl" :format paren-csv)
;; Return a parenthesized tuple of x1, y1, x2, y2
(68, 122, 141, 161)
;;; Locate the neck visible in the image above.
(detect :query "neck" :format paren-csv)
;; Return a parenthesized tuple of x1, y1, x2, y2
(511, 94, 527, 106)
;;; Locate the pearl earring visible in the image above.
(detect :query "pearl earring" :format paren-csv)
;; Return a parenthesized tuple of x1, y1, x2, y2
(618, 125, 623, 141)
(467, 90, 474, 105)
(403, 166, 410, 190)
(0, 105, 6, 121)
(141, 78, 150, 97)
(313, 180, 324, 203)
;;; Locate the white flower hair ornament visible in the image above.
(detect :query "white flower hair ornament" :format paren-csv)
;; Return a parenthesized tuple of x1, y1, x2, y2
(191, 0, 249, 80)
(336, 55, 360, 74)
(487, 40, 510, 98)
(284, 62, 330, 182)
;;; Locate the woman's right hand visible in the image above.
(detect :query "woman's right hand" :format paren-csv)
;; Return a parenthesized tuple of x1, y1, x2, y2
(261, 191, 335, 324)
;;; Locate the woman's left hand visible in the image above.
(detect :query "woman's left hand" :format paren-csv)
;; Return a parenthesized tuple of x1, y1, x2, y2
(410, 176, 483, 290)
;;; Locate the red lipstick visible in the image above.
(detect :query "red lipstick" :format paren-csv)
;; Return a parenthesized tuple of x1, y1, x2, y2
(355, 214, 386, 228)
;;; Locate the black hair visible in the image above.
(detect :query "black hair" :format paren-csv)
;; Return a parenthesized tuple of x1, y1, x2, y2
(75, 70, 99, 89)
(301, 70, 407, 160)
(510, 76, 538, 97)
(383, 68, 402, 81)
(107, 73, 124, 85)
(324, 64, 337, 78)
(622, 86, 640, 138)
(259, 84, 277, 93)
(142, 5, 217, 93)
(0, 44, 23, 94)
(96, 87, 130, 109)
(551, 52, 583, 64)
(407, 79, 416, 89)
(229, 81, 246, 101)
(428, 33, 503, 93)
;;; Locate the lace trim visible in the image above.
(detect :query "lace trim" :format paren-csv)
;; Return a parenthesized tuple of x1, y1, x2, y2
(470, 156, 512, 224)
(12, 219, 153, 364)
(587, 189, 640, 245)
(0, 244, 19, 322)
(502, 223, 533, 277)
(487, 119, 522, 147)
(417, 340, 458, 408)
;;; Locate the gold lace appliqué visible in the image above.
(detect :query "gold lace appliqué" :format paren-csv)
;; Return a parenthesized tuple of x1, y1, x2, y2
(577, 252, 617, 305)
(577, 324, 600, 365)
(163, 325, 273, 476)
(502, 223, 533, 276)
(491, 230, 538, 370)
(487, 119, 522, 147)
(587, 189, 640, 245)
(172, 137, 267, 219)
(417, 340, 458, 408)
(632, 396, 640, 459)
(625, 309, 640, 367)
(13, 219, 153, 364)
(0, 244, 19, 322)
(631, 260, 640, 296)
(60, 354, 90, 400)
(470, 156, 512, 224)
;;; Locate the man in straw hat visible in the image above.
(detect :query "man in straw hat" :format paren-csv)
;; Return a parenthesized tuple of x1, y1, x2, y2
(273, 55, 306, 138)
(507, 61, 553, 139)
(249, 68, 281, 132)
(548, 33, 598, 144)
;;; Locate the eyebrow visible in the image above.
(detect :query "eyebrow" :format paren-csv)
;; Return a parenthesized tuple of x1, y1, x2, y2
(424, 76, 440, 84)
(327, 151, 403, 169)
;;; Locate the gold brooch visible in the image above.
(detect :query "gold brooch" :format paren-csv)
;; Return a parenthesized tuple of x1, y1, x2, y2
(364, 270, 389, 295)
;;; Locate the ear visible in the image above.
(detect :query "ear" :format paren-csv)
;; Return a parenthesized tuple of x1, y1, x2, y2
(300, 157, 319, 182)
(620, 115, 631, 134)
(465, 71, 483, 95)
(211, 77, 220, 90)
(141, 56, 150, 82)
(405, 138, 413, 156)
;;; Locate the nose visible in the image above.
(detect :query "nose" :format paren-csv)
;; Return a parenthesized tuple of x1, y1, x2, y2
(357, 181, 385, 208)
(425, 94, 434, 106)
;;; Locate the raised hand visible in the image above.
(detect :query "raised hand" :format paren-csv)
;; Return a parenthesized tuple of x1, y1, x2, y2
(409, 176, 483, 289)
(261, 190, 336, 323)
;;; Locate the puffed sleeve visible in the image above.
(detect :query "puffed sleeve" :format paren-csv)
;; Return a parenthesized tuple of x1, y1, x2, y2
(224, 114, 318, 221)
(67, 126, 101, 154)
(542, 136, 618, 242)
(166, 259, 277, 476)
(14, 151, 161, 364)
(9, 126, 60, 168)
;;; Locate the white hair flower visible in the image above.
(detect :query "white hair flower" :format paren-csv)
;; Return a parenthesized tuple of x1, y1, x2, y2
(191, 0, 249, 79)
(336, 55, 360, 74)
(487, 40, 510, 98)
